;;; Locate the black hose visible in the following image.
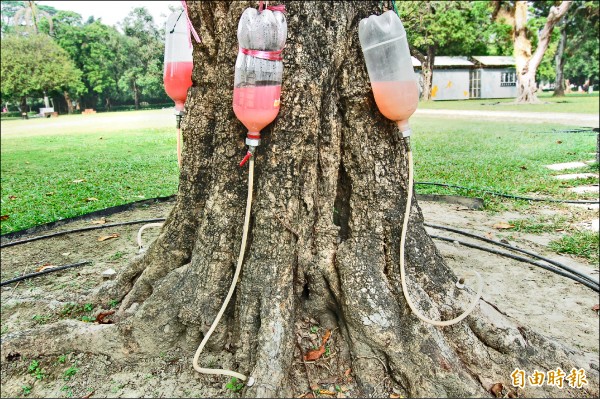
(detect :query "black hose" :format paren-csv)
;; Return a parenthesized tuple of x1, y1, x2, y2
(0, 218, 167, 249)
(0, 261, 92, 287)
(424, 223, 599, 287)
(415, 182, 599, 204)
(430, 235, 599, 293)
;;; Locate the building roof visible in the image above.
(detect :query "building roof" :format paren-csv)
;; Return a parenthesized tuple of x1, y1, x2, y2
(471, 56, 515, 66)
(434, 56, 474, 67)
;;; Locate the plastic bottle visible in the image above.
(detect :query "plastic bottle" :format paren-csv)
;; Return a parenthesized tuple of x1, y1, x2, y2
(233, 7, 287, 147)
(164, 11, 193, 112)
(359, 10, 418, 133)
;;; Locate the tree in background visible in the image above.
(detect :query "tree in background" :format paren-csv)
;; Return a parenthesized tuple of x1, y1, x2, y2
(491, 0, 572, 103)
(0, 34, 83, 114)
(10, 0, 56, 35)
(553, 0, 599, 95)
(118, 7, 166, 109)
(397, 1, 492, 101)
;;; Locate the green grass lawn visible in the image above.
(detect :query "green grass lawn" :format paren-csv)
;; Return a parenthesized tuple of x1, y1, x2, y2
(418, 92, 600, 114)
(410, 116, 598, 206)
(1, 109, 598, 234)
(1, 110, 179, 233)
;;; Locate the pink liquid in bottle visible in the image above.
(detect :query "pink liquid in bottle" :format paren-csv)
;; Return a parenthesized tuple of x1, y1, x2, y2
(164, 61, 193, 111)
(233, 85, 282, 134)
(370, 81, 419, 128)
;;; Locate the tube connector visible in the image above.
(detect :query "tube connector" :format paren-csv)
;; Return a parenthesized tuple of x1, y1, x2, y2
(174, 109, 185, 129)
(239, 146, 256, 167)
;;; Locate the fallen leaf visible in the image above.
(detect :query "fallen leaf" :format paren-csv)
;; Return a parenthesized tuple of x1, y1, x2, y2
(318, 390, 336, 396)
(36, 263, 54, 272)
(46, 192, 55, 196)
(493, 222, 514, 230)
(556, 140, 562, 144)
(490, 382, 503, 397)
(96, 310, 115, 324)
(555, 228, 564, 232)
(135, 195, 145, 198)
(91, 218, 106, 225)
(485, 232, 493, 240)
(0, 215, 8, 221)
(82, 390, 95, 399)
(390, 394, 402, 399)
(309, 384, 319, 391)
(592, 304, 599, 312)
(321, 329, 331, 345)
(72, 179, 86, 183)
(500, 239, 510, 244)
(98, 233, 119, 242)
(86, 197, 98, 202)
(337, 393, 346, 398)
(62, 252, 70, 256)
(344, 369, 351, 377)
(25, 161, 30, 164)
(8, 195, 17, 200)
(519, 165, 527, 170)
(304, 346, 326, 361)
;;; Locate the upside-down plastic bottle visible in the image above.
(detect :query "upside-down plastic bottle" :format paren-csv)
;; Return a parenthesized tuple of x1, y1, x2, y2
(233, 7, 287, 148)
(359, 10, 418, 134)
(163, 10, 193, 113)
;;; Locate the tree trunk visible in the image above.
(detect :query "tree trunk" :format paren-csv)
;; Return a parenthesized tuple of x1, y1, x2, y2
(514, 1, 571, 104)
(3, 2, 597, 398)
(414, 47, 435, 102)
(553, 21, 567, 97)
(43, 90, 50, 108)
(133, 81, 140, 110)
(20, 96, 29, 119)
(105, 96, 111, 111)
(64, 91, 74, 114)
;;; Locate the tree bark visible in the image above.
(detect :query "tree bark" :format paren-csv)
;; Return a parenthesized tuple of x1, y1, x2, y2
(514, 1, 572, 103)
(2, 2, 598, 398)
(553, 21, 567, 97)
(63, 91, 74, 114)
(133, 81, 140, 110)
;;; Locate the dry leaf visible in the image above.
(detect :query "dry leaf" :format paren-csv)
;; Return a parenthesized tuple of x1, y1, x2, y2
(82, 390, 95, 399)
(309, 384, 319, 391)
(46, 192, 55, 196)
(8, 195, 17, 200)
(337, 393, 346, 398)
(96, 310, 115, 324)
(321, 329, 331, 345)
(36, 263, 54, 272)
(304, 346, 326, 361)
(98, 233, 119, 242)
(485, 232, 493, 240)
(390, 394, 402, 399)
(592, 304, 599, 312)
(0, 215, 8, 221)
(86, 197, 98, 202)
(318, 390, 336, 396)
(135, 195, 145, 198)
(490, 382, 503, 397)
(344, 369, 351, 377)
(72, 179, 86, 183)
(556, 140, 562, 144)
(493, 222, 514, 230)
(91, 218, 106, 225)
(519, 165, 527, 170)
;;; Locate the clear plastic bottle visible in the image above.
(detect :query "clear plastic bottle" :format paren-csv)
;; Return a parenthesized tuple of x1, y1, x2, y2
(233, 7, 287, 147)
(359, 10, 418, 133)
(164, 11, 194, 112)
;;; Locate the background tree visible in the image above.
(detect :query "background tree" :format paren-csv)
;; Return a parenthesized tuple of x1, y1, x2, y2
(397, 1, 492, 101)
(118, 7, 166, 109)
(498, 0, 572, 103)
(2, 3, 598, 397)
(553, 0, 599, 95)
(11, 0, 56, 34)
(0, 34, 83, 114)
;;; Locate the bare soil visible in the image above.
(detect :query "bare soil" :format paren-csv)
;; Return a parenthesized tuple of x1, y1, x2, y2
(1, 198, 598, 398)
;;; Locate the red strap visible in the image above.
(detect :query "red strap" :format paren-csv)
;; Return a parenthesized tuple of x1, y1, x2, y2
(258, 1, 286, 13)
(239, 46, 283, 61)
(181, 0, 202, 45)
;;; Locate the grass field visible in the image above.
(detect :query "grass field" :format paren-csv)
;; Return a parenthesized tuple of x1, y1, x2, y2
(1, 108, 598, 234)
(418, 92, 599, 114)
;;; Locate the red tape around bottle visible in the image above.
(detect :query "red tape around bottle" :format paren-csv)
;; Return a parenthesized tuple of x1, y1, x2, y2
(239, 47, 283, 61)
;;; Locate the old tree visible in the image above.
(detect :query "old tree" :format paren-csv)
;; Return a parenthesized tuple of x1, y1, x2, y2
(2, 2, 598, 397)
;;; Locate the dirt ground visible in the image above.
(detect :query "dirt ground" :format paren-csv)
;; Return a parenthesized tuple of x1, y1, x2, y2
(1, 198, 598, 398)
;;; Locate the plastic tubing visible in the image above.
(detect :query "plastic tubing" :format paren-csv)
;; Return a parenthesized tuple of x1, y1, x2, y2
(400, 148, 483, 326)
(192, 156, 255, 386)
(177, 127, 182, 168)
(424, 223, 599, 288)
(0, 261, 92, 287)
(137, 222, 165, 251)
(429, 234, 600, 293)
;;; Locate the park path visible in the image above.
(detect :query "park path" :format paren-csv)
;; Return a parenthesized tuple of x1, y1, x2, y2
(414, 108, 599, 128)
